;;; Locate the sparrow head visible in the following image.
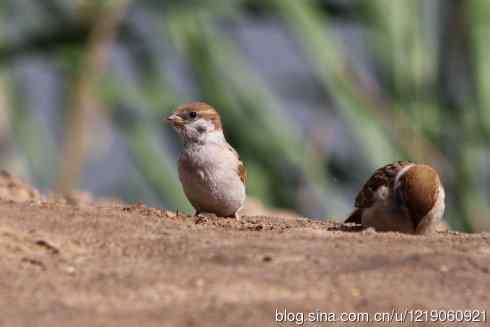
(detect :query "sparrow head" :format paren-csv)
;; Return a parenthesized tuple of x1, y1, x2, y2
(397, 164, 441, 225)
(167, 102, 223, 143)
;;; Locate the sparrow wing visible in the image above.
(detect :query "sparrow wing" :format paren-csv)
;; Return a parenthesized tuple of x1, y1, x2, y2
(226, 144, 247, 184)
(354, 161, 413, 208)
(238, 161, 247, 184)
(397, 164, 440, 229)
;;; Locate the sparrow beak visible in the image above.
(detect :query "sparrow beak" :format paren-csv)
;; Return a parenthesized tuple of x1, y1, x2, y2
(166, 114, 185, 127)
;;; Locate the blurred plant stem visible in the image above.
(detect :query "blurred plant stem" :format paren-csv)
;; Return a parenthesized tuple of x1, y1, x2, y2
(58, 0, 129, 193)
(8, 81, 57, 186)
(95, 12, 193, 211)
(0, 75, 21, 175)
(167, 11, 337, 214)
(124, 121, 192, 211)
(436, 0, 482, 232)
(274, 0, 448, 169)
(470, 0, 490, 228)
(471, 0, 490, 137)
(99, 75, 192, 211)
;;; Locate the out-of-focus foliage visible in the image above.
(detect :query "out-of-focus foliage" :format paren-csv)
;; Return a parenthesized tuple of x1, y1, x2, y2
(0, 0, 488, 231)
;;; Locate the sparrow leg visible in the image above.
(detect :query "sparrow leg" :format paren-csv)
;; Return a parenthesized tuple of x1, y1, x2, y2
(415, 216, 438, 235)
(223, 211, 241, 220)
(194, 211, 210, 225)
(230, 207, 243, 221)
(195, 211, 217, 220)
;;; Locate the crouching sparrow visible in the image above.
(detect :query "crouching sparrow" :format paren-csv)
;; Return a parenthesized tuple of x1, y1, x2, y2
(167, 102, 246, 219)
(345, 161, 445, 234)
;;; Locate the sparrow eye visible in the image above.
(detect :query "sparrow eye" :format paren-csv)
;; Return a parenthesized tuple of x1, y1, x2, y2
(189, 111, 197, 119)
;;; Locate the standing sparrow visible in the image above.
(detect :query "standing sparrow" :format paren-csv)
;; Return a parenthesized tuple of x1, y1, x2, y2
(345, 161, 445, 234)
(167, 102, 246, 219)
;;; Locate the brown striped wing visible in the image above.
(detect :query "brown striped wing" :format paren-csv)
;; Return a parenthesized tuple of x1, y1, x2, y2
(226, 144, 246, 184)
(354, 161, 413, 208)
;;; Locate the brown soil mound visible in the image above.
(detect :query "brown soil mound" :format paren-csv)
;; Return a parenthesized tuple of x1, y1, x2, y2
(0, 199, 489, 326)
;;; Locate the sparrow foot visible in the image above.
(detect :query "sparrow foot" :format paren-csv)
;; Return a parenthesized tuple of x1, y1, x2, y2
(225, 210, 241, 221)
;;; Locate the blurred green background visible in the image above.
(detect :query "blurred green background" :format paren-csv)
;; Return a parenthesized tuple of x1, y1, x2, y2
(0, 0, 488, 231)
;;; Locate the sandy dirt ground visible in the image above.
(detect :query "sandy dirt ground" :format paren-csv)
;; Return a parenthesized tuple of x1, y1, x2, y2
(0, 172, 490, 327)
(0, 186, 489, 326)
